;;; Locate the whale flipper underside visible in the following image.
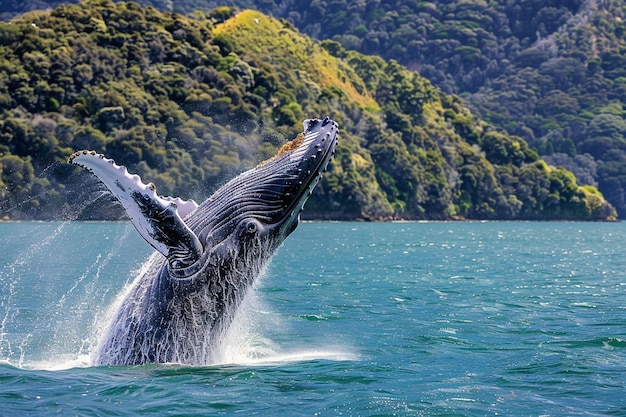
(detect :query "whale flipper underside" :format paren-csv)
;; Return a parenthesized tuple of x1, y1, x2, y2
(69, 151, 202, 267)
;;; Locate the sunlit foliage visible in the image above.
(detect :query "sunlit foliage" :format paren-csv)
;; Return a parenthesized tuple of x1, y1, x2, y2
(0, 1, 614, 220)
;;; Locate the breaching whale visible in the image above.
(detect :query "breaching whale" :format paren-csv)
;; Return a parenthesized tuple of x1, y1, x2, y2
(69, 118, 338, 366)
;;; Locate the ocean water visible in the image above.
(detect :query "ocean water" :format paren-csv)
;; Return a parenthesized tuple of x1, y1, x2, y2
(0, 221, 624, 416)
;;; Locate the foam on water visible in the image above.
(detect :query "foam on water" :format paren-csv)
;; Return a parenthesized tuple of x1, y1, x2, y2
(212, 271, 358, 366)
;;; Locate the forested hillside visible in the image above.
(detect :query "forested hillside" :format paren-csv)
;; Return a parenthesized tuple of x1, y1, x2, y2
(235, 0, 626, 218)
(232, 0, 626, 218)
(264, 0, 626, 219)
(0, 1, 615, 220)
(3, 1, 626, 217)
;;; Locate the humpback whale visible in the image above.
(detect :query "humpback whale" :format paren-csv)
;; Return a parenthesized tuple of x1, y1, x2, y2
(69, 118, 338, 366)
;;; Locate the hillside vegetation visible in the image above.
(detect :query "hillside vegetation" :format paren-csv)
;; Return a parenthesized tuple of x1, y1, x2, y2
(0, 1, 615, 220)
(230, 0, 626, 218)
(217, 0, 626, 218)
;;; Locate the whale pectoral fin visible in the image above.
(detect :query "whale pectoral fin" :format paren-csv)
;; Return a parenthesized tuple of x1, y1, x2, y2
(69, 151, 202, 266)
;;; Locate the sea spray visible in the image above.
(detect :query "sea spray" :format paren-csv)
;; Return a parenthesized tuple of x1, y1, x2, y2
(53, 224, 135, 354)
(0, 222, 148, 370)
(92, 253, 355, 367)
(212, 266, 282, 365)
(0, 222, 71, 367)
(1, 222, 355, 370)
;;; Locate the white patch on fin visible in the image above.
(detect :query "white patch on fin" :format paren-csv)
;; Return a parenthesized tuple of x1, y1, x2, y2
(161, 196, 198, 219)
(68, 150, 201, 261)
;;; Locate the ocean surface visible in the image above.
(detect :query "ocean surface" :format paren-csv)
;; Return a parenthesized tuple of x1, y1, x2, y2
(0, 221, 624, 416)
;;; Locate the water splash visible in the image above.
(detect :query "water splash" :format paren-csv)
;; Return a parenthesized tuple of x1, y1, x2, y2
(0, 222, 356, 370)
(0, 222, 142, 370)
(49, 224, 135, 360)
(213, 269, 358, 366)
(212, 269, 281, 364)
(0, 221, 71, 367)
(89, 253, 356, 368)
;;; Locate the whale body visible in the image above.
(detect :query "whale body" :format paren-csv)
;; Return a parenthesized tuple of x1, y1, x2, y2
(69, 118, 338, 366)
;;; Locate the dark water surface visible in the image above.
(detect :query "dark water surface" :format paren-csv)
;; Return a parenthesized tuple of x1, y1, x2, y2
(0, 221, 624, 416)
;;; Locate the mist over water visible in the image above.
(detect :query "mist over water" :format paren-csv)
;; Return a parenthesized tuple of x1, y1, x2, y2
(1, 221, 625, 416)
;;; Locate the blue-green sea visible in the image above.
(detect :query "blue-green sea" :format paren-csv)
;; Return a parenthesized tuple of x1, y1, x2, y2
(0, 221, 624, 416)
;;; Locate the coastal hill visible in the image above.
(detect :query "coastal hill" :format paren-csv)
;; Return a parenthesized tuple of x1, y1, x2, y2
(0, 1, 615, 220)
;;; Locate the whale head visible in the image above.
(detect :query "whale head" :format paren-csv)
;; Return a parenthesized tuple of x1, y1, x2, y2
(193, 118, 336, 244)
(175, 117, 338, 281)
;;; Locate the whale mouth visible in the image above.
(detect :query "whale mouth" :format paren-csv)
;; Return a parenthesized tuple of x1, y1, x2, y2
(259, 117, 338, 236)
(276, 118, 338, 227)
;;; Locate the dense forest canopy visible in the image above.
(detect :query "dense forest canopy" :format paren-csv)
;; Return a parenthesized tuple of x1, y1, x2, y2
(3, 2, 626, 215)
(0, 1, 615, 221)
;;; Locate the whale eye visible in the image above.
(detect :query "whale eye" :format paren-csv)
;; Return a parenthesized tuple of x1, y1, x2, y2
(246, 220, 258, 234)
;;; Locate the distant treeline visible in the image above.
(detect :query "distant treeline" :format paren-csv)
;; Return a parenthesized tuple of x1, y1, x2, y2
(0, 1, 615, 221)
